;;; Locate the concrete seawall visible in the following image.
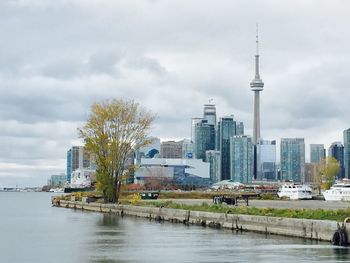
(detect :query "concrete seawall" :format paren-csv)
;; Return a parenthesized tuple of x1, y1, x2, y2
(58, 200, 343, 242)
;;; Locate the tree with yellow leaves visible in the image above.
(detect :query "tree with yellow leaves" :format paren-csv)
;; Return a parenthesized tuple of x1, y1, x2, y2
(79, 99, 155, 203)
(319, 157, 340, 190)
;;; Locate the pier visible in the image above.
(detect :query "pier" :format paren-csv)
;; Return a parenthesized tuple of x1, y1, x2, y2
(56, 200, 348, 243)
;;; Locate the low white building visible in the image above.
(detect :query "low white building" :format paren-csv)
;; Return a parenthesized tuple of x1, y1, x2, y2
(134, 158, 210, 186)
(140, 158, 209, 177)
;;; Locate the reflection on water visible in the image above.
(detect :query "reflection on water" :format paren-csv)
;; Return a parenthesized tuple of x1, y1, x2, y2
(87, 213, 350, 263)
(98, 213, 120, 227)
(1, 193, 350, 263)
(333, 247, 350, 260)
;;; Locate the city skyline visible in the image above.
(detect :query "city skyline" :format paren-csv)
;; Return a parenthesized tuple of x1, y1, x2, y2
(1, 1, 350, 186)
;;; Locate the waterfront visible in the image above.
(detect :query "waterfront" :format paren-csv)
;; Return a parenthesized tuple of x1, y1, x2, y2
(1, 193, 350, 262)
(155, 198, 350, 210)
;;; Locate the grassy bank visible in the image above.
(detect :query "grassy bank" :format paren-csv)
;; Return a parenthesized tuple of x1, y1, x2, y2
(58, 190, 277, 202)
(57, 191, 349, 221)
(133, 200, 350, 222)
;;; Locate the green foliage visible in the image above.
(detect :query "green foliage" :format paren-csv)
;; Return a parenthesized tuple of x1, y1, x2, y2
(320, 157, 340, 190)
(259, 193, 277, 200)
(74, 192, 82, 201)
(158, 191, 261, 200)
(159, 191, 213, 199)
(79, 99, 155, 203)
(130, 193, 142, 205)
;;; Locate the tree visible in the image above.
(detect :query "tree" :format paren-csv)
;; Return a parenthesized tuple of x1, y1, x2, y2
(79, 99, 155, 203)
(319, 157, 340, 190)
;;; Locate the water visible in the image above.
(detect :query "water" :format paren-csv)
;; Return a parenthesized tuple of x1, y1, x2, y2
(1, 193, 350, 263)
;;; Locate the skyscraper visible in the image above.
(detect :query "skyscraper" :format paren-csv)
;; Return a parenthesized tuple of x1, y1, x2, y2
(191, 117, 203, 143)
(344, 129, 350, 178)
(216, 116, 235, 180)
(66, 146, 91, 183)
(256, 140, 276, 181)
(280, 138, 305, 182)
(205, 150, 221, 182)
(203, 103, 216, 126)
(310, 144, 325, 164)
(194, 120, 215, 161)
(235, 122, 244, 135)
(328, 142, 345, 180)
(230, 135, 254, 183)
(250, 26, 264, 145)
(66, 149, 72, 183)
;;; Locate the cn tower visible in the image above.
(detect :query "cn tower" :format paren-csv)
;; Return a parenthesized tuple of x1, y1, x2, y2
(250, 25, 264, 145)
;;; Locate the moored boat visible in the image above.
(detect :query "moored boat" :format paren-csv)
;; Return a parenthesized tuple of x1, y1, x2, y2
(49, 188, 64, 193)
(64, 187, 93, 193)
(323, 180, 350, 201)
(277, 183, 312, 200)
(64, 168, 95, 193)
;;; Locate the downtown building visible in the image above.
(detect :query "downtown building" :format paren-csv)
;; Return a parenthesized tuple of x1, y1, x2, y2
(304, 163, 320, 183)
(160, 140, 183, 158)
(230, 135, 254, 184)
(191, 117, 203, 143)
(193, 119, 215, 161)
(216, 116, 244, 181)
(66, 146, 92, 183)
(135, 137, 161, 164)
(328, 142, 345, 180)
(280, 138, 305, 182)
(182, 138, 194, 159)
(203, 103, 217, 126)
(192, 104, 216, 161)
(191, 104, 217, 142)
(134, 158, 211, 187)
(205, 150, 221, 182)
(310, 144, 325, 164)
(160, 139, 194, 159)
(48, 174, 67, 186)
(255, 140, 276, 181)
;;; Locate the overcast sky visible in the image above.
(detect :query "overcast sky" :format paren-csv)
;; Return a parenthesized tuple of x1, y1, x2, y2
(1, 0, 350, 186)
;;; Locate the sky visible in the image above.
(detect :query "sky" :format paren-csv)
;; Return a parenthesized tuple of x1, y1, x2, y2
(1, 0, 350, 187)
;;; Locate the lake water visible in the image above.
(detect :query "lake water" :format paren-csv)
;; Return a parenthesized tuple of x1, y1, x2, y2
(1, 192, 350, 263)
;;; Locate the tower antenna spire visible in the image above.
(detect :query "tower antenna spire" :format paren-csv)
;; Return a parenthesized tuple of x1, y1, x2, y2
(256, 23, 259, 55)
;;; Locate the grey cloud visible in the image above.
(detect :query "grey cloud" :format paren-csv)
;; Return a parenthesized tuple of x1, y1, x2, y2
(1, 0, 350, 185)
(87, 51, 123, 75)
(124, 56, 167, 75)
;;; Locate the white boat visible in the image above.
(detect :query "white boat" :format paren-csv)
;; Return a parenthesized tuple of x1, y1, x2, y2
(210, 180, 244, 190)
(64, 168, 95, 193)
(49, 188, 64, 193)
(323, 181, 350, 201)
(277, 183, 313, 200)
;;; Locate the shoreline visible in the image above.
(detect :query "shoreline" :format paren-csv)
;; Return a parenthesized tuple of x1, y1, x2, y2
(55, 200, 348, 243)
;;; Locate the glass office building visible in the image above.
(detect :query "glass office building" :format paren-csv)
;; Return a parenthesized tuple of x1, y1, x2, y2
(230, 135, 253, 183)
(205, 150, 221, 182)
(256, 140, 276, 181)
(194, 120, 215, 161)
(328, 142, 345, 180)
(310, 144, 325, 164)
(280, 138, 305, 182)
